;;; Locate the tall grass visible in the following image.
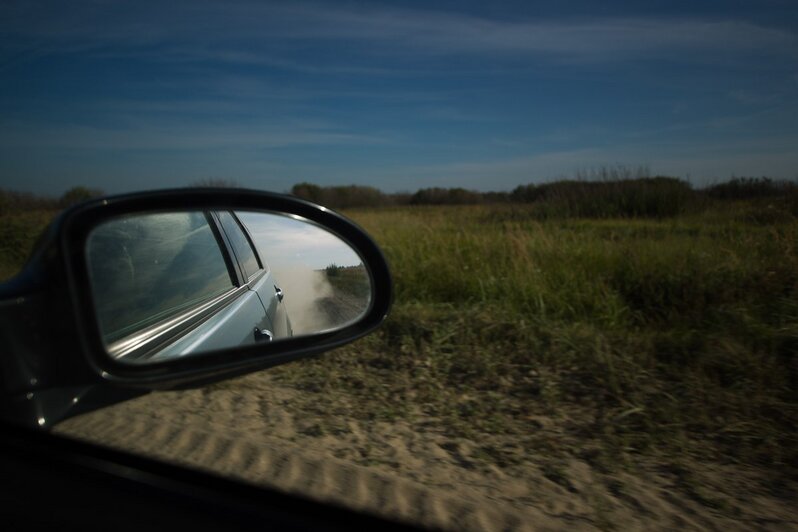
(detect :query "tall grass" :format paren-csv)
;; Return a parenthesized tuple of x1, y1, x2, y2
(275, 201, 798, 471)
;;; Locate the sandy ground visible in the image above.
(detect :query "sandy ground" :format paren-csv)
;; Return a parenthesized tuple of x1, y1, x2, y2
(55, 371, 797, 531)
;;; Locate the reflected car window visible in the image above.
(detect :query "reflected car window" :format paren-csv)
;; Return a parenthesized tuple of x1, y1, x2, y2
(217, 211, 262, 279)
(87, 211, 235, 344)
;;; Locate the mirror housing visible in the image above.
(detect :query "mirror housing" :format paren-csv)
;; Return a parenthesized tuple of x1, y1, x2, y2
(0, 188, 392, 427)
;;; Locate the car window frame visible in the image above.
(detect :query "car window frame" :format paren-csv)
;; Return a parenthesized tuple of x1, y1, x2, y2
(211, 211, 267, 283)
(101, 210, 254, 362)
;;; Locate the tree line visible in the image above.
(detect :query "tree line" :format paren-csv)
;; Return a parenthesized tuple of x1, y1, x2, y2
(290, 176, 797, 215)
(2, 176, 796, 218)
(0, 186, 104, 215)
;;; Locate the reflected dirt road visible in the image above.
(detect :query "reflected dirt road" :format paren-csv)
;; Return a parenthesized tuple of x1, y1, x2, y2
(273, 264, 370, 335)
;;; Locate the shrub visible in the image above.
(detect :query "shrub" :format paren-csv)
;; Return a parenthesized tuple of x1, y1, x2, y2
(291, 183, 389, 208)
(512, 177, 694, 218)
(410, 187, 484, 205)
(704, 177, 797, 200)
(59, 186, 104, 208)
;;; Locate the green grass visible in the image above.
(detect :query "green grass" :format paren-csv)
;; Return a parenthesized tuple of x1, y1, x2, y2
(273, 201, 798, 473)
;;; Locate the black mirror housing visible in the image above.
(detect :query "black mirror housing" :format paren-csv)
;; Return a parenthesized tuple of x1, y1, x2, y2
(0, 188, 393, 427)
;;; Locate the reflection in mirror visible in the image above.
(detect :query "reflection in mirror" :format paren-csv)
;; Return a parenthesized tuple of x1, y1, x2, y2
(86, 209, 371, 365)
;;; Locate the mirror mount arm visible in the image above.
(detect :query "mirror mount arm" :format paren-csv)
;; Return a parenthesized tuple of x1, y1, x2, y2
(0, 225, 132, 429)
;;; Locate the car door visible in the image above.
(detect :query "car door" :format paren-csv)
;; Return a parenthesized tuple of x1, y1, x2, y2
(87, 210, 273, 362)
(214, 210, 292, 339)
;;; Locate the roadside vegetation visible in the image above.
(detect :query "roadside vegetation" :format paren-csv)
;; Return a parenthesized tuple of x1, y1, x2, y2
(2, 176, 796, 512)
(278, 176, 798, 493)
(323, 263, 371, 300)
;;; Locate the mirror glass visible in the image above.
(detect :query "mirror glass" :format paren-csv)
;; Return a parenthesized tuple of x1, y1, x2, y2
(85, 209, 371, 364)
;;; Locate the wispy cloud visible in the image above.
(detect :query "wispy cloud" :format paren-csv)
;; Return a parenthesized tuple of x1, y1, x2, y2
(271, 5, 797, 59)
(0, 118, 385, 151)
(2, 1, 795, 70)
(370, 134, 798, 189)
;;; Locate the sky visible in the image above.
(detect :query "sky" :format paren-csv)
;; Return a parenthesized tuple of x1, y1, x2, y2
(1, 0, 796, 196)
(239, 211, 362, 270)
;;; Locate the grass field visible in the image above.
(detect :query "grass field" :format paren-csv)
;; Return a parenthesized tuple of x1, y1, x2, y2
(271, 199, 798, 477)
(2, 186, 796, 503)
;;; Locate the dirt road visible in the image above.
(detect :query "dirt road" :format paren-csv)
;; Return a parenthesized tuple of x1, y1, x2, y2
(55, 372, 797, 531)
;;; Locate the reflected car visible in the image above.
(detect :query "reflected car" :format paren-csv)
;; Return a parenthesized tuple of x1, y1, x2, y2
(86, 210, 293, 363)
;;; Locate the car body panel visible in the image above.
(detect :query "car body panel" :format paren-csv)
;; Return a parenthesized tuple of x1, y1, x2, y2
(250, 269, 292, 338)
(148, 288, 272, 362)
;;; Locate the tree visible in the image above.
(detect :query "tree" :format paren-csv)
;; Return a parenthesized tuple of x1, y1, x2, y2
(291, 182, 324, 203)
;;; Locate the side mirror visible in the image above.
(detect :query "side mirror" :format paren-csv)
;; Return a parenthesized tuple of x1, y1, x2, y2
(0, 188, 392, 427)
(86, 210, 372, 364)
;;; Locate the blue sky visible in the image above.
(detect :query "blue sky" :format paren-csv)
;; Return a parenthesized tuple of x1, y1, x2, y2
(1, 0, 796, 195)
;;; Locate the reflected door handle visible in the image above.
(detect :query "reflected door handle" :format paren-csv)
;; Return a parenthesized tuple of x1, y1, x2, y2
(274, 285, 284, 302)
(254, 327, 273, 342)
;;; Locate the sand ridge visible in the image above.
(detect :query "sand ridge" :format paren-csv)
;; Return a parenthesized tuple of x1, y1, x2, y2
(55, 372, 798, 531)
(56, 408, 559, 531)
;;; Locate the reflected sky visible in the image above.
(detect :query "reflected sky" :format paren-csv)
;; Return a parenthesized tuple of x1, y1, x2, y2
(238, 211, 361, 270)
